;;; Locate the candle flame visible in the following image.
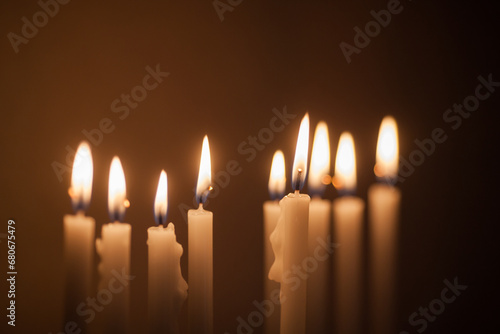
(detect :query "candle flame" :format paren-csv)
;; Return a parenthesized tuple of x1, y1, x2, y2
(69, 141, 93, 213)
(375, 116, 399, 183)
(333, 132, 357, 194)
(108, 156, 127, 222)
(154, 170, 168, 226)
(291, 113, 310, 191)
(308, 121, 330, 196)
(196, 135, 212, 205)
(268, 150, 286, 200)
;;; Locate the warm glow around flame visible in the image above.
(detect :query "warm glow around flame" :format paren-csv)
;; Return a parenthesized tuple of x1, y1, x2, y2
(333, 132, 356, 193)
(154, 170, 168, 226)
(292, 113, 310, 191)
(268, 150, 286, 199)
(196, 135, 212, 204)
(108, 156, 127, 222)
(70, 141, 93, 212)
(308, 121, 330, 195)
(375, 116, 399, 180)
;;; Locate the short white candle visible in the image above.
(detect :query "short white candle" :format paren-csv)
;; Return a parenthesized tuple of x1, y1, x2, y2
(148, 170, 188, 334)
(269, 113, 310, 334)
(306, 121, 331, 334)
(63, 141, 95, 332)
(96, 156, 131, 334)
(263, 150, 286, 334)
(188, 136, 214, 334)
(368, 116, 401, 334)
(332, 132, 364, 334)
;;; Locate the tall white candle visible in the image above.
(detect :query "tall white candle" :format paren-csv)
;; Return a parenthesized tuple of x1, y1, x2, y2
(368, 116, 401, 334)
(63, 141, 95, 333)
(96, 156, 131, 334)
(269, 113, 310, 334)
(188, 136, 214, 334)
(263, 150, 286, 334)
(332, 132, 364, 334)
(306, 121, 331, 334)
(148, 170, 188, 334)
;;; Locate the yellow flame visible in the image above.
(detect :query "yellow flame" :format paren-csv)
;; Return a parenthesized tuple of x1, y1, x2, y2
(154, 170, 168, 225)
(108, 156, 127, 221)
(333, 132, 356, 192)
(70, 141, 93, 211)
(196, 135, 212, 203)
(268, 150, 286, 198)
(292, 113, 310, 190)
(308, 121, 330, 194)
(375, 116, 399, 179)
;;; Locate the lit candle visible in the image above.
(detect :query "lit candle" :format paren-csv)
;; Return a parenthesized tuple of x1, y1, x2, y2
(306, 121, 331, 334)
(63, 141, 95, 332)
(269, 113, 310, 334)
(263, 150, 286, 334)
(96, 156, 131, 334)
(332, 132, 364, 334)
(148, 170, 188, 334)
(188, 135, 213, 334)
(368, 116, 401, 334)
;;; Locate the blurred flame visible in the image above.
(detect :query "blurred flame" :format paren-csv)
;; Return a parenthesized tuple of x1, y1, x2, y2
(268, 150, 286, 200)
(333, 132, 357, 193)
(291, 113, 310, 191)
(154, 170, 168, 226)
(196, 135, 211, 205)
(375, 116, 399, 180)
(108, 156, 127, 222)
(308, 121, 330, 195)
(70, 141, 93, 213)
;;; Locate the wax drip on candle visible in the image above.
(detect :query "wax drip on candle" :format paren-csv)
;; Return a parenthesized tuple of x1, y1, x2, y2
(166, 223, 188, 312)
(269, 203, 285, 284)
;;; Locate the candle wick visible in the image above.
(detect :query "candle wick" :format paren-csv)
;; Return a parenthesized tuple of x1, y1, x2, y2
(294, 169, 303, 191)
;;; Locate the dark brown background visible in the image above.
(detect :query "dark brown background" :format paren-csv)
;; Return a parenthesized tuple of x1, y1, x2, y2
(1, 0, 499, 333)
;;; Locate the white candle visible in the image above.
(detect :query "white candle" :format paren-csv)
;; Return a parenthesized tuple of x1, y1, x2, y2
(96, 156, 131, 334)
(332, 132, 364, 334)
(188, 136, 214, 334)
(263, 150, 286, 334)
(148, 170, 188, 334)
(63, 141, 95, 332)
(306, 121, 331, 334)
(368, 116, 401, 334)
(269, 113, 310, 334)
